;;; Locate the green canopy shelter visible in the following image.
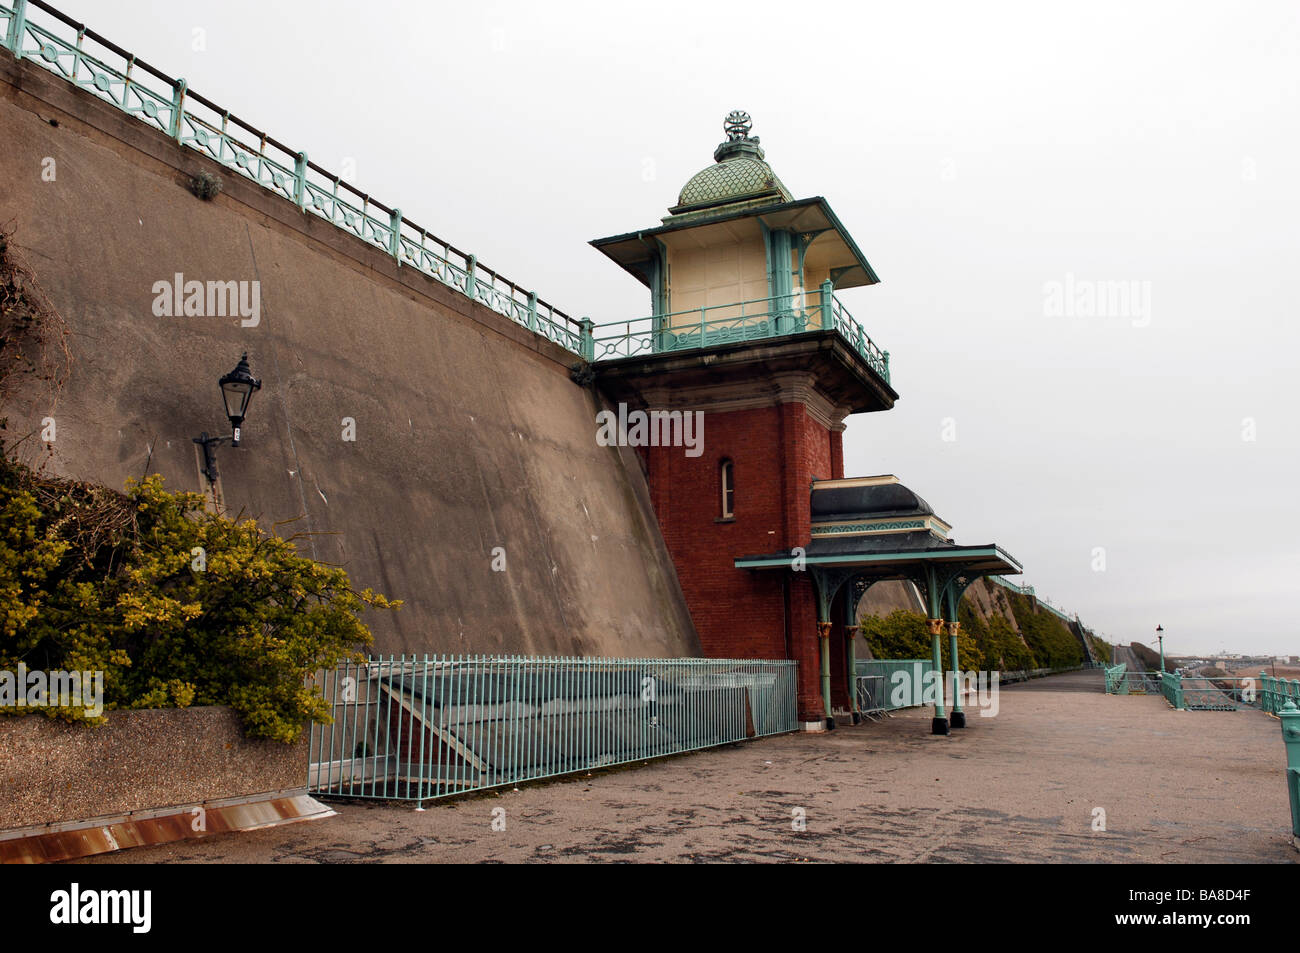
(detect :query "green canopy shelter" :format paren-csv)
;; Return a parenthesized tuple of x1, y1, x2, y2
(736, 475, 1023, 735)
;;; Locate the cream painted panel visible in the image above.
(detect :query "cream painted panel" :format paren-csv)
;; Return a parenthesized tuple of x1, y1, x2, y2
(666, 235, 768, 329)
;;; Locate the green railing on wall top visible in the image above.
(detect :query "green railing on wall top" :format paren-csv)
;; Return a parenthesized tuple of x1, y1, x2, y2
(2, 0, 893, 377)
(987, 574, 1081, 627)
(0, 0, 586, 354)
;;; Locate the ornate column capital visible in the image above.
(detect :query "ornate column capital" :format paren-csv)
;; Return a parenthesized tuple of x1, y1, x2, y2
(927, 618, 944, 636)
(947, 621, 961, 637)
(816, 622, 834, 640)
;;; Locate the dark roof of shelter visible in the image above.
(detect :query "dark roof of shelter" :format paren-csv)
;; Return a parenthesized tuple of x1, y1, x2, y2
(801, 531, 954, 557)
(733, 537, 1021, 576)
(810, 481, 937, 522)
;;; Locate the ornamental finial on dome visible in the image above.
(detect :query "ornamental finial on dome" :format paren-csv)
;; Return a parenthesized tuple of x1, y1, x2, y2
(713, 110, 764, 163)
(667, 110, 791, 215)
(724, 110, 755, 143)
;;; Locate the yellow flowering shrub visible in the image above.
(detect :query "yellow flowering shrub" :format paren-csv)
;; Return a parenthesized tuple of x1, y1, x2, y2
(0, 448, 398, 741)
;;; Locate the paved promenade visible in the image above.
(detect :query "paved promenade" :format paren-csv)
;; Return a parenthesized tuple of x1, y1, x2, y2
(89, 670, 1295, 863)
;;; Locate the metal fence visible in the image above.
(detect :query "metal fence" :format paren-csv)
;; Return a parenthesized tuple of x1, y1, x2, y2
(1279, 702, 1300, 839)
(986, 575, 1079, 627)
(1106, 666, 1164, 696)
(1104, 662, 1127, 693)
(1159, 671, 1292, 711)
(1177, 676, 1255, 711)
(854, 659, 933, 712)
(1107, 666, 1292, 711)
(1261, 674, 1300, 715)
(307, 655, 798, 803)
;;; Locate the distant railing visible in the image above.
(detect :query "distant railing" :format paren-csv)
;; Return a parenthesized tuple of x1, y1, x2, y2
(1108, 668, 1271, 711)
(855, 658, 932, 711)
(0, 0, 587, 355)
(1178, 676, 1255, 711)
(591, 282, 891, 382)
(986, 575, 1083, 631)
(1105, 662, 1127, 694)
(307, 655, 797, 803)
(1106, 667, 1163, 695)
(988, 575, 1035, 597)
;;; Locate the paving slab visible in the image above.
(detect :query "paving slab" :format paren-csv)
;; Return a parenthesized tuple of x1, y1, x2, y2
(83, 670, 1296, 863)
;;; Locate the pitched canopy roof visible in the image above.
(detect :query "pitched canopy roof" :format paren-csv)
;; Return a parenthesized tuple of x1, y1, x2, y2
(734, 475, 1023, 579)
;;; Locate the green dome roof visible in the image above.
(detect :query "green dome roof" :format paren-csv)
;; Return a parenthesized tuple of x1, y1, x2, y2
(675, 155, 792, 211)
(669, 111, 792, 216)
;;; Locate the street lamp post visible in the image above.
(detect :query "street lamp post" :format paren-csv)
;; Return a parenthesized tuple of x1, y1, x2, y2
(1156, 624, 1164, 674)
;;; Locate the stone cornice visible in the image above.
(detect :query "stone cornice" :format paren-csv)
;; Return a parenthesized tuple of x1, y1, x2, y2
(634, 371, 852, 431)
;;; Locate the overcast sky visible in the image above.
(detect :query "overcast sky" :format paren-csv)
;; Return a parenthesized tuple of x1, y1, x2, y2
(56, 1, 1299, 655)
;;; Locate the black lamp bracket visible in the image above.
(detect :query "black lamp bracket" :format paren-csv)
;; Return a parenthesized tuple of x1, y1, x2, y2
(193, 431, 233, 484)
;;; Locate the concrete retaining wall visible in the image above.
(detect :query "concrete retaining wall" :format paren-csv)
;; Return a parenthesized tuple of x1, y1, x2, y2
(0, 707, 304, 831)
(0, 51, 699, 658)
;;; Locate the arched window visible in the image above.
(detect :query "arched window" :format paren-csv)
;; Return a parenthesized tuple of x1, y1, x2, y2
(720, 459, 734, 519)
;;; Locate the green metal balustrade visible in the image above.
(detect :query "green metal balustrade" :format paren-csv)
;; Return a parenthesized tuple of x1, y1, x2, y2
(1279, 701, 1300, 841)
(307, 655, 798, 803)
(591, 283, 891, 383)
(988, 575, 1035, 598)
(1160, 670, 1185, 710)
(1103, 663, 1166, 695)
(1107, 665, 1277, 711)
(1104, 662, 1127, 694)
(1261, 673, 1300, 715)
(987, 575, 1085, 629)
(0, 0, 586, 353)
(1178, 675, 1257, 711)
(1, 1, 894, 379)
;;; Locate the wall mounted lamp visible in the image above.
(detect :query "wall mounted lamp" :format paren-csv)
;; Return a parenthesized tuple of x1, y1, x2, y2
(193, 352, 261, 484)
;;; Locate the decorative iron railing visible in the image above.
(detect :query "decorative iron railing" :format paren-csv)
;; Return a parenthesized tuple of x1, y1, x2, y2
(1104, 662, 1127, 694)
(988, 575, 1035, 597)
(1105, 667, 1164, 695)
(1261, 674, 1300, 715)
(1278, 701, 1300, 839)
(986, 574, 1082, 628)
(0, 0, 586, 355)
(307, 655, 798, 803)
(591, 282, 891, 382)
(2, 2, 895, 377)
(1160, 670, 1185, 709)
(1177, 676, 1255, 711)
(1107, 667, 1271, 710)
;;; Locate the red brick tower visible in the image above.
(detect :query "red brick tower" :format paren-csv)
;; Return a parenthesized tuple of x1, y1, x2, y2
(590, 111, 896, 726)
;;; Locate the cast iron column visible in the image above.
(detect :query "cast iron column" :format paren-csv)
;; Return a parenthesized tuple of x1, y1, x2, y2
(949, 620, 965, 728)
(929, 618, 948, 735)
